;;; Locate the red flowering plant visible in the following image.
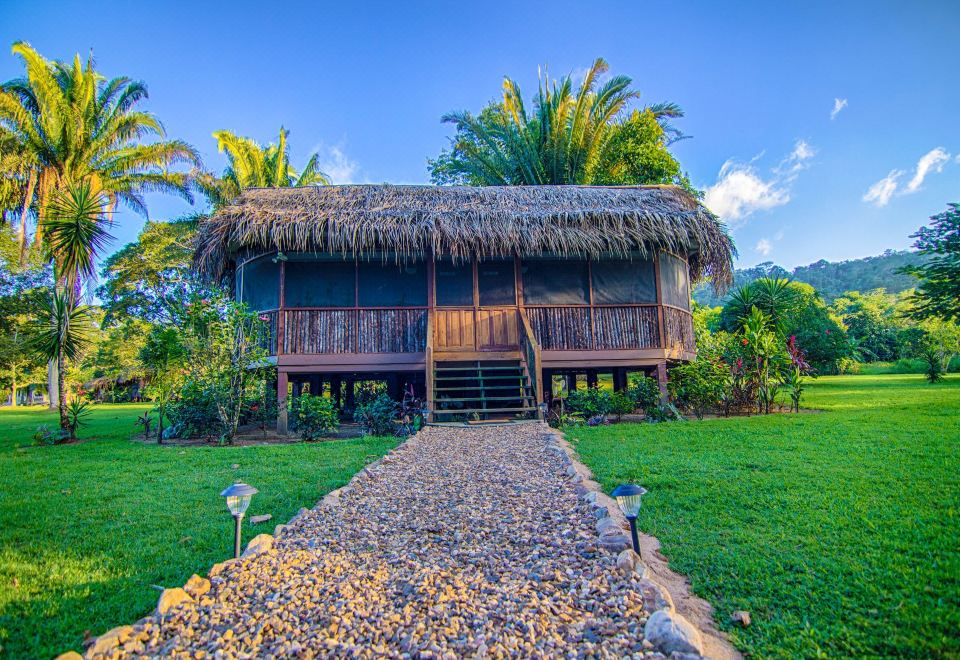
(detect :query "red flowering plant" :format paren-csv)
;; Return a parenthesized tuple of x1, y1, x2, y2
(784, 335, 813, 412)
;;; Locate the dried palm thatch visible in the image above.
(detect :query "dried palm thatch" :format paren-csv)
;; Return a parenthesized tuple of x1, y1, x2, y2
(194, 184, 736, 290)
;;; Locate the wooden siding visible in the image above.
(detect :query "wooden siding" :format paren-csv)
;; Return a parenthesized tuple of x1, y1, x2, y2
(593, 306, 660, 350)
(281, 308, 426, 354)
(663, 306, 695, 352)
(526, 307, 593, 350)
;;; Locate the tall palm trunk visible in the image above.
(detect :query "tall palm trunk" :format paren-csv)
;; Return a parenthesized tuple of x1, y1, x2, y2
(57, 349, 68, 433)
(47, 360, 58, 410)
(17, 169, 37, 265)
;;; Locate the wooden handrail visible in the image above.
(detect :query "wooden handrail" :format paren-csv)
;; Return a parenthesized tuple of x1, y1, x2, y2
(518, 309, 544, 411)
(425, 306, 435, 423)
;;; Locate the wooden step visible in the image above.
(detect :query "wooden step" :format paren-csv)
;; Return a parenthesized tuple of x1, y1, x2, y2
(435, 395, 534, 403)
(434, 384, 532, 391)
(433, 407, 536, 415)
(435, 365, 522, 372)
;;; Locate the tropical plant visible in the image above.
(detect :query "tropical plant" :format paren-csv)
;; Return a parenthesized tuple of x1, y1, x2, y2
(566, 386, 613, 421)
(628, 374, 662, 412)
(609, 391, 635, 421)
(720, 277, 801, 334)
(27, 290, 94, 431)
(135, 411, 153, 441)
(429, 58, 691, 190)
(65, 399, 91, 438)
(741, 306, 788, 414)
(179, 296, 272, 443)
(138, 326, 187, 442)
(194, 128, 329, 209)
(166, 380, 223, 440)
(784, 335, 812, 411)
(668, 358, 729, 420)
(353, 393, 399, 436)
(291, 394, 339, 440)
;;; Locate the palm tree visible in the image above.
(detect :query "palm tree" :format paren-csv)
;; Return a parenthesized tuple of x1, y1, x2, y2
(0, 42, 200, 407)
(31, 181, 111, 431)
(29, 290, 95, 434)
(194, 128, 330, 209)
(721, 277, 802, 334)
(429, 58, 689, 187)
(0, 42, 201, 258)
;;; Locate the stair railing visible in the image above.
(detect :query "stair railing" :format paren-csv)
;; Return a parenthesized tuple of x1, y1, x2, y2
(425, 306, 435, 423)
(518, 309, 544, 417)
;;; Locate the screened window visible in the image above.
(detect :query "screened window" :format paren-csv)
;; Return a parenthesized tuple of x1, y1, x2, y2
(591, 258, 656, 304)
(521, 259, 589, 305)
(435, 259, 474, 306)
(285, 258, 355, 307)
(659, 253, 691, 309)
(238, 256, 279, 311)
(477, 259, 516, 306)
(357, 261, 426, 307)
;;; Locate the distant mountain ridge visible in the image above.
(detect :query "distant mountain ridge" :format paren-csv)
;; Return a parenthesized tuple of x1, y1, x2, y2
(693, 250, 927, 307)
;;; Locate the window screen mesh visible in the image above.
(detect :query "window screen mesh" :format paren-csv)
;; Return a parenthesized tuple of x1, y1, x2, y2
(285, 258, 355, 307)
(591, 258, 656, 304)
(478, 259, 516, 306)
(521, 259, 589, 305)
(435, 260, 474, 306)
(357, 261, 427, 307)
(659, 253, 690, 309)
(238, 256, 279, 311)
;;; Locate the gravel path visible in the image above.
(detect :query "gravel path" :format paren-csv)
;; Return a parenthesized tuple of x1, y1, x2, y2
(104, 424, 660, 658)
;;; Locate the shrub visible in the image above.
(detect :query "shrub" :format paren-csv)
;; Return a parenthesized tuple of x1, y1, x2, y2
(33, 424, 69, 446)
(628, 375, 661, 412)
(669, 358, 728, 419)
(354, 393, 399, 436)
(566, 387, 612, 421)
(609, 391, 635, 421)
(921, 345, 946, 384)
(291, 394, 340, 440)
(167, 380, 224, 440)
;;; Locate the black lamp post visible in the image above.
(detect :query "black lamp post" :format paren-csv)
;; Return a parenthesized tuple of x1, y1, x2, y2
(611, 484, 647, 555)
(220, 482, 258, 559)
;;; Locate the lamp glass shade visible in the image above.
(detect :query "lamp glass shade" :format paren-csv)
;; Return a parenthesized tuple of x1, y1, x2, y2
(221, 482, 258, 517)
(611, 484, 647, 518)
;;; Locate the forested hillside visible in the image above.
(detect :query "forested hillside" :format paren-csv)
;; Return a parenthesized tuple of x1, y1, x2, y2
(694, 250, 926, 307)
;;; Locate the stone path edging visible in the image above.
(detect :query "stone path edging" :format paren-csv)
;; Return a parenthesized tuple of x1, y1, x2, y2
(544, 427, 741, 660)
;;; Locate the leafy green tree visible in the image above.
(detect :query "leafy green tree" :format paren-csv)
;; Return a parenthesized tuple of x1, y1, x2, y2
(831, 289, 906, 362)
(903, 203, 960, 322)
(429, 58, 691, 190)
(194, 128, 329, 209)
(98, 218, 206, 325)
(139, 326, 187, 442)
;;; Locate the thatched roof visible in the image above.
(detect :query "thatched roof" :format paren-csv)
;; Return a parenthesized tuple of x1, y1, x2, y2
(194, 184, 736, 289)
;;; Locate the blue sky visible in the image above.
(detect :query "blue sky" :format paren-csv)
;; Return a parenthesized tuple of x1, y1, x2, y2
(2, 0, 957, 269)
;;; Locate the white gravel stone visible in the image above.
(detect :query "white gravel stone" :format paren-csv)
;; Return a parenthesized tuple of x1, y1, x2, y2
(104, 425, 673, 657)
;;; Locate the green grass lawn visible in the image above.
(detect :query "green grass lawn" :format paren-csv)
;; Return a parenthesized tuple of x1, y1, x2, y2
(569, 374, 960, 658)
(0, 404, 396, 658)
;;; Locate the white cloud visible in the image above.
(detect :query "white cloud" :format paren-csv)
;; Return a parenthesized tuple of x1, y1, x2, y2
(704, 161, 790, 224)
(862, 170, 903, 207)
(905, 147, 950, 193)
(755, 238, 773, 256)
(704, 140, 814, 224)
(862, 147, 952, 206)
(830, 98, 848, 120)
(318, 145, 359, 184)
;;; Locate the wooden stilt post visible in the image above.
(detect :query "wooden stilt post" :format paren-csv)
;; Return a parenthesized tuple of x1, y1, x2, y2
(656, 360, 668, 401)
(277, 370, 289, 435)
(587, 369, 598, 389)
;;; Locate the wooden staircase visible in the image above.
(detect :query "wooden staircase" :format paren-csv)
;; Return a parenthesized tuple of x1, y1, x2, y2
(430, 360, 537, 422)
